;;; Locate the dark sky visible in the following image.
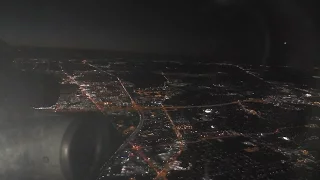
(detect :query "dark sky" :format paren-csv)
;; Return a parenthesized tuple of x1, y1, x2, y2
(0, 0, 266, 56)
(1, 0, 319, 67)
(0, 1, 213, 53)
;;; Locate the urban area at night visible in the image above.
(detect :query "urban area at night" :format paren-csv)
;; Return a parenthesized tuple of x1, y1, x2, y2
(14, 58, 320, 180)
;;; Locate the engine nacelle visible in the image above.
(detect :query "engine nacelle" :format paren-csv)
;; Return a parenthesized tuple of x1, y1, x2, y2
(0, 111, 116, 180)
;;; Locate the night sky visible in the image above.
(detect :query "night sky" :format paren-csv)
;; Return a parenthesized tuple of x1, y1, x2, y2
(0, 0, 266, 56)
(0, 0, 319, 67)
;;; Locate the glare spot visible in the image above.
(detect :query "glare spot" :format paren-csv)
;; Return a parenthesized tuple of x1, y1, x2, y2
(282, 136, 290, 141)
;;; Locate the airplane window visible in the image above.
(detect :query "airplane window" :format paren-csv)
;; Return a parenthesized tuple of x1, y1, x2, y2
(0, 0, 319, 180)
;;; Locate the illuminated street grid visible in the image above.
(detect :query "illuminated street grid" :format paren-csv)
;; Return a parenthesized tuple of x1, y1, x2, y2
(16, 58, 320, 180)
